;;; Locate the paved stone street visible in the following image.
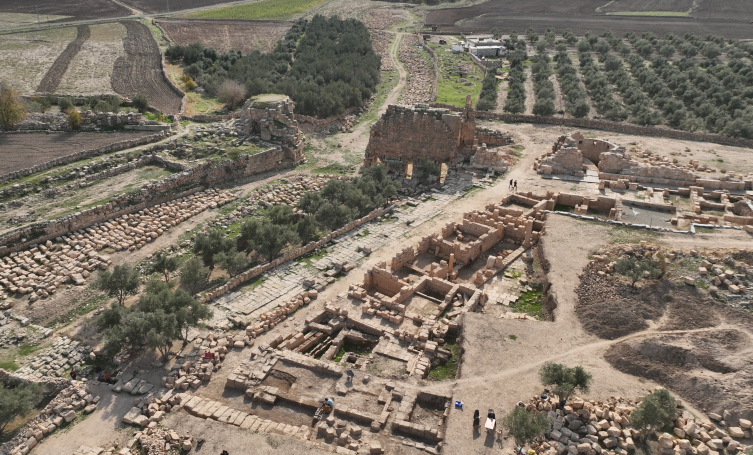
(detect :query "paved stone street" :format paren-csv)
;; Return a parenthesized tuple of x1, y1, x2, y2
(212, 178, 474, 320)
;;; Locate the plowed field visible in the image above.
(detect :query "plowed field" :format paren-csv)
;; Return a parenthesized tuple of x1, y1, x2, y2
(157, 19, 291, 54)
(0, 27, 77, 94)
(111, 21, 183, 114)
(599, 0, 693, 13)
(36, 25, 90, 93)
(694, 0, 753, 21)
(426, 0, 753, 38)
(0, 0, 130, 24)
(0, 131, 152, 174)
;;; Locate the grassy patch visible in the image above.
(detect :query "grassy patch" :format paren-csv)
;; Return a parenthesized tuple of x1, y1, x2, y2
(511, 282, 545, 319)
(46, 292, 108, 329)
(312, 163, 355, 175)
(694, 227, 716, 234)
(334, 340, 372, 362)
(606, 225, 661, 244)
(187, 0, 328, 20)
(508, 334, 517, 340)
(431, 40, 484, 107)
(428, 336, 459, 381)
(0, 360, 19, 371)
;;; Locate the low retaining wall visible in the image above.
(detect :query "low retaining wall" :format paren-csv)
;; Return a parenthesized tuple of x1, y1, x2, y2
(200, 205, 394, 303)
(429, 103, 753, 149)
(0, 131, 168, 184)
(0, 146, 301, 254)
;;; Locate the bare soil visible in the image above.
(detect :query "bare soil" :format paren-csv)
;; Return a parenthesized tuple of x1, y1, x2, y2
(157, 18, 292, 54)
(111, 21, 183, 114)
(427, 4, 753, 38)
(599, 0, 694, 13)
(56, 23, 127, 96)
(0, 27, 78, 94)
(120, 0, 241, 15)
(0, 0, 130, 24)
(0, 131, 152, 174)
(36, 25, 90, 93)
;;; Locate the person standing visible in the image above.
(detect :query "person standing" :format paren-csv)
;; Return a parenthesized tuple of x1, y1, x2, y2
(509, 179, 513, 190)
(70, 370, 77, 380)
(514, 180, 518, 192)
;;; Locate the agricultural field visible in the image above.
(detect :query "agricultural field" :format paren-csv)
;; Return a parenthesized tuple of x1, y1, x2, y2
(186, 0, 329, 20)
(0, 27, 77, 94)
(597, 0, 694, 14)
(55, 23, 127, 96)
(156, 19, 291, 54)
(112, 21, 183, 114)
(36, 25, 91, 93)
(118, 0, 236, 15)
(0, 132, 153, 174)
(425, 0, 753, 37)
(0, 13, 71, 29)
(0, 0, 130, 26)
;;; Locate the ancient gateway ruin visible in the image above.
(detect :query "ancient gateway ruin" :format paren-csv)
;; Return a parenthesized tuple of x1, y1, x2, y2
(364, 98, 513, 173)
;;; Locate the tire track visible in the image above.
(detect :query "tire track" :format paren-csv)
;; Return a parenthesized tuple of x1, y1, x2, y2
(36, 25, 91, 93)
(111, 20, 182, 114)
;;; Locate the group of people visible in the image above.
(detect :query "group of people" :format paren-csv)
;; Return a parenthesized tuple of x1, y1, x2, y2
(69, 366, 113, 383)
(472, 409, 496, 427)
(509, 179, 518, 192)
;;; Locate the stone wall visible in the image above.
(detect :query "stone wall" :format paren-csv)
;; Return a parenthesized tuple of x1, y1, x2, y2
(430, 103, 753, 149)
(0, 131, 168, 184)
(0, 147, 300, 255)
(364, 100, 513, 168)
(12, 111, 150, 132)
(365, 105, 467, 165)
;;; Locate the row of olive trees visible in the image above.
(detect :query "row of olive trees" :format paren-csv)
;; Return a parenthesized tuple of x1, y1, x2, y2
(577, 54, 628, 122)
(476, 68, 499, 112)
(530, 53, 556, 117)
(553, 53, 590, 119)
(503, 49, 528, 114)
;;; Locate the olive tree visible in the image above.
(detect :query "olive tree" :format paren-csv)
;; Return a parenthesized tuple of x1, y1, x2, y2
(502, 407, 551, 448)
(539, 362, 592, 404)
(631, 389, 676, 437)
(95, 264, 140, 305)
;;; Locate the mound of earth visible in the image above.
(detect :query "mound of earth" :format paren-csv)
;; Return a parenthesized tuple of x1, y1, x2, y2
(605, 328, 753, 417)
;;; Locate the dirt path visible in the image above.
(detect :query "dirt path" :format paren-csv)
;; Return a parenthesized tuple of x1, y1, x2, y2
(494, 78, 508, 113)
(550, 73, 565, 114)
(338, 31, 408, 152)
(523, 65, 534, 115)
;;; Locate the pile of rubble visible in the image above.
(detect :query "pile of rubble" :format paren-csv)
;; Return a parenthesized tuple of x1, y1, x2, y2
(12, 336, 92, 380)
(1, 380, 98, 455)
(586, 244, 752, 300)
(244, 289, 318, 337)
(122, 392, 184, 428)
(371, 31, 394, 72)
(399, 34, 434, 106)
(0, 188, 233, 304)
(162, 332, 238, 390)
(136, 427, 194, 454)
(519, 393, 751, 455)
(364, 8, 409, 30)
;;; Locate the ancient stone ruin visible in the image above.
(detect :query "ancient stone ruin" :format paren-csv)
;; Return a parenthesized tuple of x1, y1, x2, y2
(364, 97, 512, 172)
(236, 95, 305, 163)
